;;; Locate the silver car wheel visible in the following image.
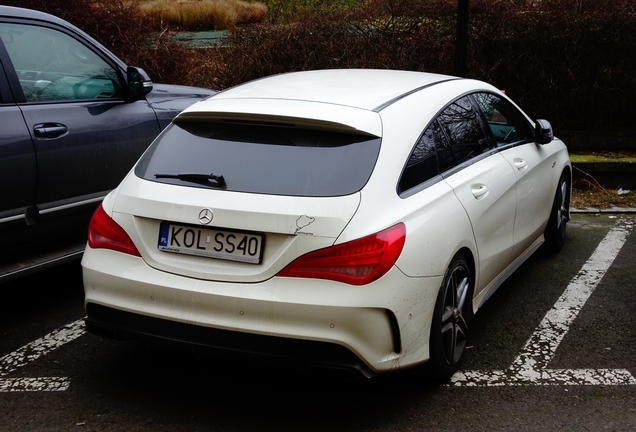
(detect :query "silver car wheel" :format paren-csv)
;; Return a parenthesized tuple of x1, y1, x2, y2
(428, 254, 473, 381)
(440, 261, 470, 365)
(543, 172, 570, 254)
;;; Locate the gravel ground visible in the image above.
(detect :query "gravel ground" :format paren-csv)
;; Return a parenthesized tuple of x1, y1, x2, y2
(572, 185, 636, 210)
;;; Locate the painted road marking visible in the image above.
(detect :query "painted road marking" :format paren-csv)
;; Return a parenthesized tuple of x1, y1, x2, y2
(2, 221, 634, 391)
(451, 219, 636, 386)
(0, 319, 85, 392)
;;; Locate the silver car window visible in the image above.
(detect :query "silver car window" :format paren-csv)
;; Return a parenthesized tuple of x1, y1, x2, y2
(0, 22, 123, 102)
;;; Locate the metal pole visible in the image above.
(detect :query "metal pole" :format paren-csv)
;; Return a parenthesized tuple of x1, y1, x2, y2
(454, 0, 469, 77)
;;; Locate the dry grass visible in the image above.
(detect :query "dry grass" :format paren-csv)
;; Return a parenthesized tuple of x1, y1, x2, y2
(572, 170, 636, 210)
(572, 187, 636, 210)
(138, 0, 268, 30)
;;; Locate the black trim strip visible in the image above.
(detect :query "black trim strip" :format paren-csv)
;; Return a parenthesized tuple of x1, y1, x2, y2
(373, 78, 462, 112)
(0, 29, 20, 103)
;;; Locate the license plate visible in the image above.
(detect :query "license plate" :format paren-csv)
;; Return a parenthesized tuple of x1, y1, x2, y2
(158, 222, 264, 264)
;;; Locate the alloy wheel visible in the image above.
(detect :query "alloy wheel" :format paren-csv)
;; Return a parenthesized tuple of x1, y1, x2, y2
(440, 263, 470, 366)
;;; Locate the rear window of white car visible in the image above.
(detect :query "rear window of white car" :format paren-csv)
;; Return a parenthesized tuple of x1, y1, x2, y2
(135, 121, 381, 197)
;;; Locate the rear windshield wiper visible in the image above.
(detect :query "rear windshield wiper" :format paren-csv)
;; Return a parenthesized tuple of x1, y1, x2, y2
(155, 172, 226, 188)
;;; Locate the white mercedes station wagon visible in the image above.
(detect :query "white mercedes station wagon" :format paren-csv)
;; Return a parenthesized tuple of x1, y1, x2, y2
(82, 69, 571, 380)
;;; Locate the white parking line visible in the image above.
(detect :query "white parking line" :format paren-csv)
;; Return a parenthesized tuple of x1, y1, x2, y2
(1, 221, 634, 391)
(451, 219, 636, 386)
(0, 319, 85, 392)
(0, 377, 72, 392)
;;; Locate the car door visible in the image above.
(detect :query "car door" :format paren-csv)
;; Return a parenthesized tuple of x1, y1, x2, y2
(473, 92, 554, 257)
(0, 39, 37, 247)
(0, 20, 161, 244)
(435, 95, 518, 296)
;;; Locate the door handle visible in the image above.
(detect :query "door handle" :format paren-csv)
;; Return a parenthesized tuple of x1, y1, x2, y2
(513, 158, 528, 171)
(471, 183, 489, 200)
(33, 123, 68, 138)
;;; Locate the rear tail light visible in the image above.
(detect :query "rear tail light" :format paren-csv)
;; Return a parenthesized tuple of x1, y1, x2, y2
(87, 204, 141, 257)
(278, 223, 406, 285)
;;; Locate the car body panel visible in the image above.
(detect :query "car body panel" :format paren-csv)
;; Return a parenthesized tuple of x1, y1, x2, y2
(20, 100, 160, 207)
(0, 106, 37, 244)
(82, 246, 443, 374)
(443, 151, 517, 296)
(210, 69, 457, 110)
(388, 179, 476, 279)
(178, 98, 383, 137)
(500, 140, 569, 257)
(110, 173, 362, 282)
(146, 83, 215, 129)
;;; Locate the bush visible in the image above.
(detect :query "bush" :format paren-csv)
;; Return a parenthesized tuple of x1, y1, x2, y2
(217, 0, 457, 86)
(468, 0, 636, 130)
(5, 0, 636, 131)
(220, 0, 636, 130)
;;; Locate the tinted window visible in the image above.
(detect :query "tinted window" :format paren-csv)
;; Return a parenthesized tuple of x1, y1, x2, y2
(135, 122, 381, 197)
(472, 92, 534, 146)
(399, 96, 492, 194)
(437, 96, 491, 165)
(0, 23, 123, 102)
(399, 124, 440, 193)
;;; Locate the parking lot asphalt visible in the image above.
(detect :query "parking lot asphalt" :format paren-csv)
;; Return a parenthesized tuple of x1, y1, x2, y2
(1, 214, 635, 431)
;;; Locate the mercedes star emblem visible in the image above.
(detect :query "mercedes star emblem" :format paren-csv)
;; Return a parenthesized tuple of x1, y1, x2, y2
(198, 208, 213, 225)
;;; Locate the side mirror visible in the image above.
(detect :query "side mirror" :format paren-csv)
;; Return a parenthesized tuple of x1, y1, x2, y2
(535, 119, 554, 145)
(127, 66, 153, 100)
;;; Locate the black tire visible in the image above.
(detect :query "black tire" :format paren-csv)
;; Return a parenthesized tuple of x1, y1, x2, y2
(428, 254, 473, 381)
(543, 172, 570, 254)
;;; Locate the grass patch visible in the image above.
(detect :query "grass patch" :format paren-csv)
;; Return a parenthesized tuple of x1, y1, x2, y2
(138, 0, 268, 30)
(570, 152, 636, 163)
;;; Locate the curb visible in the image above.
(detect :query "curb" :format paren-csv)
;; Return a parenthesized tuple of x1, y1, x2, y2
(571, 207, 636, 214)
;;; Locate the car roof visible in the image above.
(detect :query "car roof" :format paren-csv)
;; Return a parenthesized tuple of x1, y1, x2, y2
(0, 5, 70, 26)
(178, 70, 461, 137)
(210, 69, 459, 111)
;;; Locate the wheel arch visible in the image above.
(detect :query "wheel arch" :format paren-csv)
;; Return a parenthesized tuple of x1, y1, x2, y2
(425, 246, 476, 380)
(542, 164, 572, 254)
(455, 247, 476, 285)
(561, 165, 572, 218)
(454, 247, 477, 312)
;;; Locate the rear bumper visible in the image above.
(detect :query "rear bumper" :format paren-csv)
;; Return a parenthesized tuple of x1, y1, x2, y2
(85, 303, 374, 380)
(82, 248, 442, 376)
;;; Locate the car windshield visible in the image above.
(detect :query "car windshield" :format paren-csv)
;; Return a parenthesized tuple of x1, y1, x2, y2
(135, 121, 381, 197)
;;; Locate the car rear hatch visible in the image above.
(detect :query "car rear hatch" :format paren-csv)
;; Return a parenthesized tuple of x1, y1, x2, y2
(113, 103, 383, 283)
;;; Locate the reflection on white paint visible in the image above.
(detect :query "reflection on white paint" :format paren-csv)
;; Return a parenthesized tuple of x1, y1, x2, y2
(0, 319, 85, 392)
(451, 219, 636, 386)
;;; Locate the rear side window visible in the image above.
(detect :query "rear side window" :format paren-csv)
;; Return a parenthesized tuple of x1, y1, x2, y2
(399, 124, 440, 193)
(437, 96, 490, 165)
(399, 95, 491, 195)
(135, 122, 381, 197)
